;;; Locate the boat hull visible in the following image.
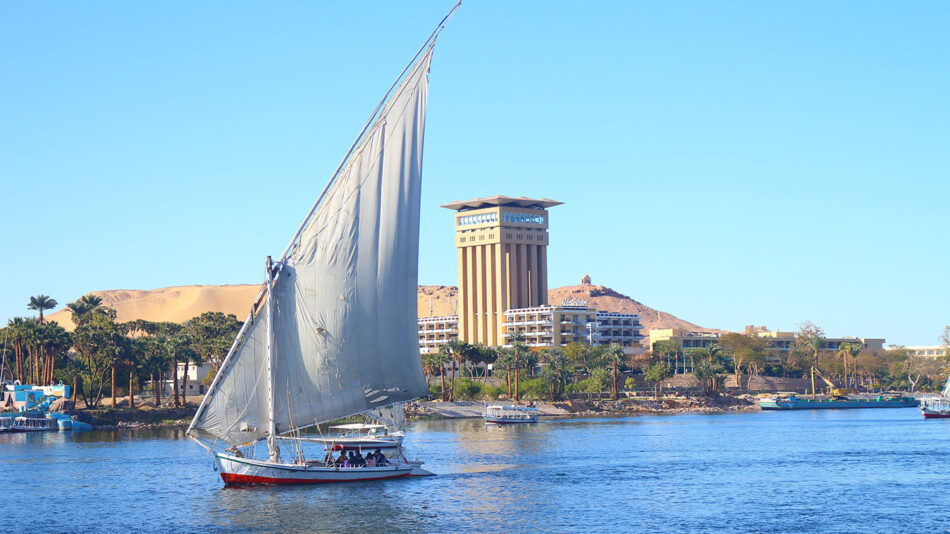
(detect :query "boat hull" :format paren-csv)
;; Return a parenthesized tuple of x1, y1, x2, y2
(922, 411, 950, 419)
(483, 417, 537, 424)
(215, 454, 414, 486)
(759, 397, 919, 410)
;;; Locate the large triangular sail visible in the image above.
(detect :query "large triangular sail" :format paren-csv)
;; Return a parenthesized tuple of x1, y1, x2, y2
(188, 40, 437, 447)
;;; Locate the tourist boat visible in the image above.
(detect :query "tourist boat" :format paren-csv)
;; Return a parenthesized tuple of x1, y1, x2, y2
(920, 376, 950, 419)
(6, 416, 51, 432)
(759, 394, 919, 410)
(483, 405, 539, 424)
(186, 6, 459, 486)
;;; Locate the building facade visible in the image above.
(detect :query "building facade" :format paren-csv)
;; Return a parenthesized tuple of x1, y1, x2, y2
(502, 302, 643, 353)
(441, 195, 562, 347)
(418, 315, 460, 354)
(901, 345, 950, 359)
(649, 326, 886, 355)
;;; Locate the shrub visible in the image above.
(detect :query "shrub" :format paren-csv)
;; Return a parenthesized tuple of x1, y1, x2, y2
(481, 384, 505, 400)
(518, 378, 548, 400)
(453, 378, 482, 400)
(429, 383, 443, 397)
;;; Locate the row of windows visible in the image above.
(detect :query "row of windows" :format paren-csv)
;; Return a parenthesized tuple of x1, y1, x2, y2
(502, 212, 545, 224)
(458, 211, 547, 226)
(458, 213, 498, 226)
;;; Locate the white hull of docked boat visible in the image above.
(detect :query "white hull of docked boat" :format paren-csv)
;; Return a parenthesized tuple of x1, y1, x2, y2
(214, 454, 433, 485)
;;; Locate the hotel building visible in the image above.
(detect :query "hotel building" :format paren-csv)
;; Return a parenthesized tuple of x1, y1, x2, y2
(649, 326, 886, 355)
(417, 194, 643, 354)
(440, 195, 563, 347)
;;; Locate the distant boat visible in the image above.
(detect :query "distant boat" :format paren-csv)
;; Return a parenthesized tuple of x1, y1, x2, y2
(483, 405, 539, 424)
(186, 5, 459, 486)
(758, 394, 919, 410)
(921, 376, 950, 419)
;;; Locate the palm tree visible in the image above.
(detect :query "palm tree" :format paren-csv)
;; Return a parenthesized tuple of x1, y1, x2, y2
(837, 342, 862, 391)
(80, 294, 103, 308)
(441, 339, 470, 402)
(540, 348, 572, 401)
(7, 318, 28, 383)
(509, 332, 527, 401)
(27, 295, 58, 324)
(606, 343, 625, 400)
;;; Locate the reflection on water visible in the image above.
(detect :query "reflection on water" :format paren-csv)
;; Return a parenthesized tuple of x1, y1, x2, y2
(2, 410, 950, 532)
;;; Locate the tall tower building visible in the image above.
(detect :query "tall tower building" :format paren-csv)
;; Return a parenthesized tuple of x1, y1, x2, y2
(440, 195, 563, 346)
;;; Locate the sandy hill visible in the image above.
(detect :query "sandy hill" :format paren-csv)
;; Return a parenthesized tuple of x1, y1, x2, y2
(46, 285, 261, 330)
(46, 282, 718, 335)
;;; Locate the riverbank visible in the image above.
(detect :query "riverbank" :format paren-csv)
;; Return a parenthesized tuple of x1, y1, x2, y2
(405, 394, 758, 419)
(66, 395, 202, 429)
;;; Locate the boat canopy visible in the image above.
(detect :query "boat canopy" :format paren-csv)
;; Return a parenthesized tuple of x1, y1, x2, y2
(329, 423, 387, 430)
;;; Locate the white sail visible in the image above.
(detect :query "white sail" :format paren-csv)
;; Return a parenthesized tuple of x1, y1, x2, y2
(190, 46, 434, 447)
(365, 404, 407, 432)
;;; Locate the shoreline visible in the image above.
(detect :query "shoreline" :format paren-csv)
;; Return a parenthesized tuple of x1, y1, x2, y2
(61, 395, 759, 430)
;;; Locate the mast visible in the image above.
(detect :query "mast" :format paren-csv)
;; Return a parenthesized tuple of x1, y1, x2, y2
(265, 255, 280, 461)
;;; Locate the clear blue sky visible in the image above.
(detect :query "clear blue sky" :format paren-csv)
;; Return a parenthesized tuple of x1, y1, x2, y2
(1, 1, 947, 346)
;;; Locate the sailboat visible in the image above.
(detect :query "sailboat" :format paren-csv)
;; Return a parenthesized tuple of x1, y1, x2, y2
(186, 5, 459, 485)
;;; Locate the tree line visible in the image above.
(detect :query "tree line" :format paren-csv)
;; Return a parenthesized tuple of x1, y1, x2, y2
(420, 322, 950, 402)
(1, 294, 242, 411)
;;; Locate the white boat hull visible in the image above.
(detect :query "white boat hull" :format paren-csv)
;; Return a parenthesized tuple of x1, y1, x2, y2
(214, 454, 422, 485)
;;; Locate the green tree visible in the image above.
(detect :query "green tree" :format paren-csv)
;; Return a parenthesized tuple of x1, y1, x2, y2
(796, 321, 826, 371)
(72, 310, 127, 408)
(495, 348, 515, 398)
(508, 332, 528, 401)
(691, 347, 727, 395)
(645, 362, 672, 399)
(719, 331, 769, 389)
(27, 295, 58, 324)
(606, 343, 626, 400)
(539, 347, 572, 401)
(421, 351, 448, 401)
(441, 338, 472, 402)
(183, 312, 242, 381)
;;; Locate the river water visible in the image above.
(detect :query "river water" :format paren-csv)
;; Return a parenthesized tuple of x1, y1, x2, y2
(2, 408, 949, 533)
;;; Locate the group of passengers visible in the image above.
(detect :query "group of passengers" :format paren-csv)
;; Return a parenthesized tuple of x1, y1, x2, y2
(323, 448, 389, 468)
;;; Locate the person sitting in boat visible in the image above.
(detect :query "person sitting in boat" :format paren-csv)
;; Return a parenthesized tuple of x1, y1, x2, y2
(374, 449, 388, 466)
(352, 451, 366, 467)
(335, 450, 347, 467)
(228, 446, 243, 458)
(366, 453, 377, 467)
(323, 450, 335, 466)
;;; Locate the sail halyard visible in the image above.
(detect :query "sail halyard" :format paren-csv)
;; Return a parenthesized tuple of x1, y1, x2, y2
(187, 7, 457, 450)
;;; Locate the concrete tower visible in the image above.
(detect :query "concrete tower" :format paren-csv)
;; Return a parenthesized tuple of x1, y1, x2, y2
(440, 195, 563, 346)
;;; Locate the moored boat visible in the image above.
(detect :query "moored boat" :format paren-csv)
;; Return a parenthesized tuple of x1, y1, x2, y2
(483, 405, 539, 424)
(759, 394, 919, 410)
(920, 376, 950, 419)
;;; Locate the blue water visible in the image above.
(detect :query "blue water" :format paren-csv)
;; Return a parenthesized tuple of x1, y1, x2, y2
(3, 409, 950, 533)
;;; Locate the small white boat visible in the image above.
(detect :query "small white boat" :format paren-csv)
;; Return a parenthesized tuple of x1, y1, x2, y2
(483, 405, 539, 424)
(306, 423, 404, 450)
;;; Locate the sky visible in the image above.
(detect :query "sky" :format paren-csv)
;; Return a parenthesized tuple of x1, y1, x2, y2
(1, 1, 947, 346)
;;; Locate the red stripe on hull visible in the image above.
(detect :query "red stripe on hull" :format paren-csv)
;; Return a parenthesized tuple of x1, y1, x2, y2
(220, 472, 411, 486)
(923, 413, 950, 419)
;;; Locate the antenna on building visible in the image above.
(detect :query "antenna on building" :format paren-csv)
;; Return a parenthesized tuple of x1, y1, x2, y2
(428, 298, 434, 317)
